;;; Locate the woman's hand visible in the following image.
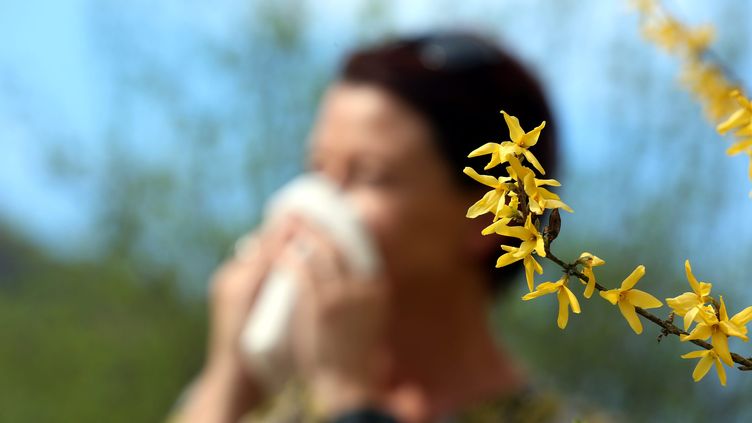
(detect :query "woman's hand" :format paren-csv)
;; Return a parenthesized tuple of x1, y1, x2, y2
(176, 217, 298, 423)
(178, 216, 390, 421)
(284, 221, 391, 417)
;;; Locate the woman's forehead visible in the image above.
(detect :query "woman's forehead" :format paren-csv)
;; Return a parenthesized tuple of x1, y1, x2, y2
(310, 83, 433, 156)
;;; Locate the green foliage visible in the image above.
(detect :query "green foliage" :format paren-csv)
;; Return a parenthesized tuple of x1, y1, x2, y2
(0, 230, 206, 422)
(492, 236, 752, 422)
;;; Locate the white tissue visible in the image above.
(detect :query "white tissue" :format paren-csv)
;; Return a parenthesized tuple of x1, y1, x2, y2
(240, 173, 379, 392)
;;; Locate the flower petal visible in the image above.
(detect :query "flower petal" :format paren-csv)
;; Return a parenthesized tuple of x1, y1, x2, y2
(564, 285, 581, 314)
(698, 282, 712, 298)
(506, 155, 530, 181)
(557, 288, 570, 329)
(496, 251, 523, 268)
(726, 138, 752, 156)
(626, 289, 663, 309)
(621, 265, 646, 290)
(685, 260, 701, 296)
(579, 252, 605, 267)
(719, 296, 729, 322)
(717, 108, 750, 134)
(520, 121, 546, 148)
(618, 301, 643, 334)
(494, 225, 531, 241)
(522, 149, 546, 175)
(463, 167, 500, 188)
(731, 305, 752, 327)
(667, 292, 701, 315)
(523, 255, 543, 293)
(737, 122, 752, 137)
(514, 240, 536, 259)
(711, 331, 733, 366)
(483, 152, 502, 170)
(466, 190, 501, 218)
(719, 321, 748, 341)
(535, 178, 560, 187)
(522, 281, 560, 300)
(691, 354, 714, 382)
(599, 289, 621, 305)
(481, 219, 507, 236)
(534, 236, 546, 258)
(542, 199, 574, 213)
(582, 268, 596, 299)
(468, 142, 499, 158)
(684, 306, 701, 331)
(714, 356, 727, 386)
(501, 111, 524, 144)
(681, 323, 712, 342)
(681, 350, 709, 359)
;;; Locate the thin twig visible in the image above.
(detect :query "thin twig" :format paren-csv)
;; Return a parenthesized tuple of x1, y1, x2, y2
(508, 152, 752, 372)
(542, 247, 752, 371)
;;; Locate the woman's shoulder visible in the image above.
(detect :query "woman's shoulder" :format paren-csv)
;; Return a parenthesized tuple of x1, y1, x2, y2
(242, 382, 617, 423)
(242, 380, 319, 423)
(446, 387, 616, 423)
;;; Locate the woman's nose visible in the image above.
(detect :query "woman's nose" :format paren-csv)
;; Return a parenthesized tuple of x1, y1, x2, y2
(315, 163, 349, 191)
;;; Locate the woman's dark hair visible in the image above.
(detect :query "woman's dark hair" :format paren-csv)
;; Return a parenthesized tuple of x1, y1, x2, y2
(338, 32, 558, 293)
(339, 32, 557, 183)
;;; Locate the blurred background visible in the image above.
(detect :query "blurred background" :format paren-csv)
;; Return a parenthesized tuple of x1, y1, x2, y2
(2, 0, 752, 421)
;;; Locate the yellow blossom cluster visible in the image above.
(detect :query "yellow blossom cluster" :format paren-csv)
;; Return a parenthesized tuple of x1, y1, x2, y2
(463, 112, 660, 331)
(667, 261, 752, 385)
(464, 111, 752, 386)
(463, 111, 570, 293)
(636, 0, 752, 196)
(717, 93, 752, 194)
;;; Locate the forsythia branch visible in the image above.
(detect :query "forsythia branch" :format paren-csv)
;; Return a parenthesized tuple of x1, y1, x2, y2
(542, 246, 752, 372)
(635, 0, 752, 197)
(464, 110, 752, 386)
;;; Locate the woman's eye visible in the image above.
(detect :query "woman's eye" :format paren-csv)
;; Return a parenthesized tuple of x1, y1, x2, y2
(354, 168, 392, 186)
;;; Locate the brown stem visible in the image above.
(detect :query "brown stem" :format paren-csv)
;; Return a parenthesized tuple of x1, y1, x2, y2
(511, 153, 752, 372)
(542, 247, 752, 371)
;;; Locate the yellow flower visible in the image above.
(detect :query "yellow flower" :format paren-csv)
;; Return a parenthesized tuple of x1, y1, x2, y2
(681, 349, 727, 386)
(630, 0, 656, 15)
(684, 25, 714, 53)
(462, 167, 512, 218)
(717, 91, 752, 135)
(492, 215, 546, 263)
(576, 252, 605, 299)
(642, 19, 683, 53)
(680, 60, 740, 121)
(666, 260, 713, 330)
(642, 18, 713, 55)
(480, 197, 521, 230)
(680, 297, 750, 366)
(522, 274, 580, 329)
(599, 265, 663, 334)
(467, 111, 547, 174)
(726, 138, 752, 157)
(731, 304, 752, 339)
(496, 245, 543, 292)
(491, 215, 547, 292)
(507, 155, 573, 214)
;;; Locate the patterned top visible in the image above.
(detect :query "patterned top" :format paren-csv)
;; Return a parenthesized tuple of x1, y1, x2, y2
(242, 381, 615, 423)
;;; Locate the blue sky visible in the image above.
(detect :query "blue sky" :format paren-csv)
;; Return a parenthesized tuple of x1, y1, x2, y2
(1, 0, 96, 244)
(1, 0, 751, 270)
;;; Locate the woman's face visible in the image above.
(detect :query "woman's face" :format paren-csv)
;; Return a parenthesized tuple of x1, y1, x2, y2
(307, 82, 482, 288)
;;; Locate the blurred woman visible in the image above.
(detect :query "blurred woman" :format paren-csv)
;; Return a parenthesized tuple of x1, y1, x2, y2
(175, 32, 599, 423)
